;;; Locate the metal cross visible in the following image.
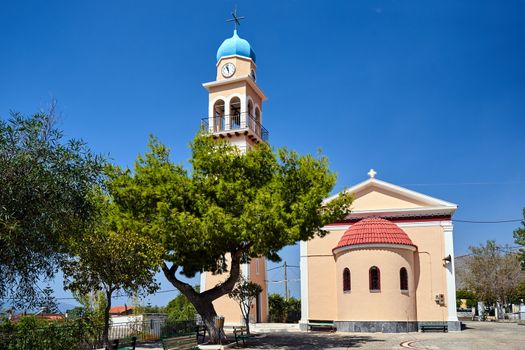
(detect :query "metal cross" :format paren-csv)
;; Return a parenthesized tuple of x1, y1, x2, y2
(226, 7, 245, 30)
(368, 169, 377, 178)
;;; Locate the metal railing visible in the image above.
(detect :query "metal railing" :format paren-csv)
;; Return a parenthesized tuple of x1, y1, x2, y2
(201, 112, 269, 142)
(0, 318, 198, 350)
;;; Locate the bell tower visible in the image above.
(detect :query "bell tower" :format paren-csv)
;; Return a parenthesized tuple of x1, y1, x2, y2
(202, 18, 268, 153)
(200, 12, 270, 324)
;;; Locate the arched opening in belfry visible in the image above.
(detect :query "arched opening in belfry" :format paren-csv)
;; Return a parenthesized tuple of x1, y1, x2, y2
(213, 99, 225, 132)
(230, 96, 241, 129)
(247, 99, 254, 130)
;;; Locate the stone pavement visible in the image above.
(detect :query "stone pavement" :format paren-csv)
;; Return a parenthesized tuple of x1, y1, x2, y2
(136, 321, 525, 350)
(241, 321, 525, 350)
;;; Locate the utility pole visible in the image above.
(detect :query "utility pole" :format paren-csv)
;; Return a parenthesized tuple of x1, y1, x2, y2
(284, 261, 289, 300)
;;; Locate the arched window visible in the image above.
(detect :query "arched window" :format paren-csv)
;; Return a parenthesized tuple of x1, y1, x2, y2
(400, 267, 408, 291)
(343, 268, 351, 292)
(369, 266, 380, 291)
(213, 99, 225, 132)
(229, 96, 241, 129)
(247, 99, 254, 130)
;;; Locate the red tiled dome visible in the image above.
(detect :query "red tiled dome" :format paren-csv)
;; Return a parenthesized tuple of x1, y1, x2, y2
(334, 218, 416, 251)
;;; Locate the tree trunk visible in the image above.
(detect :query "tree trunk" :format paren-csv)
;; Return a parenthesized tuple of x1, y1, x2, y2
(162, 251, 243, 344)
(242, 302, 250, 334)
(102, 289, 113, 349)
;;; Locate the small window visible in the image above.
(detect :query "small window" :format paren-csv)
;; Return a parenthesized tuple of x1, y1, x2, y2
(343, 268, 351, 292)
(400, 267, 408, 291)
(369, 266, 381, 291)
(255, 258, 260, 275)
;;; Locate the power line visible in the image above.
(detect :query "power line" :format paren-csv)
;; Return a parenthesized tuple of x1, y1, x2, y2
(453, 219, 522, 224)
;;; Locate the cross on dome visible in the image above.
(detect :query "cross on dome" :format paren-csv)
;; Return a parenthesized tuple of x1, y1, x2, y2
(226, 7, 245, 30)
(368, 169, 377, 178)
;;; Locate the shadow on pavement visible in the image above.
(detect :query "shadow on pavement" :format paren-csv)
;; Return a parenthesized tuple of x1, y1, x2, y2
(244, 332, 384, 349)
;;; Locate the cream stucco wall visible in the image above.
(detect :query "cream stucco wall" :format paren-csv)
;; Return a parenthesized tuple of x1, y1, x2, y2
(203, 256, 268, 325)
(306, 230, 343, 320)
(351, 187, 429, 210)
(216, 56, 255, 81)
(404, 224, 449, 321)
(334, 247, 417, 321)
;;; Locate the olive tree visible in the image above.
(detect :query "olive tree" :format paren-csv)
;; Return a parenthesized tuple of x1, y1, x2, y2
(0, 105, 104, 306)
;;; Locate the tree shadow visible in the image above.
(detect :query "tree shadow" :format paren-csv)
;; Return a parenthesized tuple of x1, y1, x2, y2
(241, 332, 385, 349)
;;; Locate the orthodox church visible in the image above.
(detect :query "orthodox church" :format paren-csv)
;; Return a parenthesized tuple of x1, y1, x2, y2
(200, 22, 460, 332)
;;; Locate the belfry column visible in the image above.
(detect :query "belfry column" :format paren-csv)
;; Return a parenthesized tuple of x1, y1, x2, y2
(442, 221, 460, 331)
(224, 102, 231, 131)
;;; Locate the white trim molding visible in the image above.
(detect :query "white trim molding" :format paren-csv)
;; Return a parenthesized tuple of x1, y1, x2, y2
(333, 243, 417, 257)
(442, 222, 459, 322)
(299, 240, 309, 325)
(323, 220, 453, 232)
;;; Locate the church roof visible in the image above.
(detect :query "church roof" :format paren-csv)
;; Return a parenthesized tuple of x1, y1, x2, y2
(334, 217, 416, 251)
(217, 30, 256, 63)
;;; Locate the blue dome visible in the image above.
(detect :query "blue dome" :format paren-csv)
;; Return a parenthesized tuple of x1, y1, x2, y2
(216, 30, 256, 63)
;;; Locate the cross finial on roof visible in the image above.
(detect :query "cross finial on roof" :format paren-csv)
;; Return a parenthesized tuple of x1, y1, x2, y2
(226, 6, 245, 31)
(368, 169, 377, 178)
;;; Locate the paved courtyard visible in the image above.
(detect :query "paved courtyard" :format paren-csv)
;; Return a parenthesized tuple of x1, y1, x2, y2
(242, 322, 525, 350)
(136, 321, 524, 350)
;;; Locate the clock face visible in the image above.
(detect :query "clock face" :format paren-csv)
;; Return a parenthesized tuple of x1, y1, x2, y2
(221, 63, 236, 78)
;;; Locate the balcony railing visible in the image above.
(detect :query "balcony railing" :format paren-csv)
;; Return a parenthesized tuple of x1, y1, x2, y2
(201, 112, 269, 142)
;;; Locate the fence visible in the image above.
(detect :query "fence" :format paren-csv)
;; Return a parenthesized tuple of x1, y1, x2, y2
(0, 318, 197, 350)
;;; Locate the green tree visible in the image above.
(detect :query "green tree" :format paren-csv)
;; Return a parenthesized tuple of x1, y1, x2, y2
(228, 277, 262, 334)
(268, 294, 301, 323)
(38, 286, 59, 314)
(0, 105, 104, 306)
(456, 289, 477, 309)
(460, 240, 522, 306)
(268, 294, 287, 323)
(62, 197, 163, 347)
(107, 134, 352, 343)
(514, 208, 525, 268)
(165, 294, 197, 321)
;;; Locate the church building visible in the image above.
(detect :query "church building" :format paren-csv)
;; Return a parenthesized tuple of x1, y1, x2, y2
(300, 170, 461, 332)
(199, 19, 460, 332)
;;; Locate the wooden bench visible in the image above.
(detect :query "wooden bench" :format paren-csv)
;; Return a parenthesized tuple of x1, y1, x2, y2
(109, 336, 137, 350)
(307, 322, 336, 332)
(420, 323, 448, 332)
(233, 326, 256, 347)
(161, 334, 199, 350)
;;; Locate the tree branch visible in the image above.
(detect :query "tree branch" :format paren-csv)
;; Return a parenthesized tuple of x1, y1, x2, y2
(201, 250, 243, 301)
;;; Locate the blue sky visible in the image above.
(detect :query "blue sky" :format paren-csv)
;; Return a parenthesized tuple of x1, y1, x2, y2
(1, 0, 524, 308)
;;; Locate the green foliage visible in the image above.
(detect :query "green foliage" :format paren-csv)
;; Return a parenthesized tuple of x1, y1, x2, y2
(0, 316, 102, 350)
(165, 294, 197, 321)
(0, 105, 105, 306)
(456, 289, 477, 309)
(62, 195, 163, 346)
(38, 286, 59, 314)
(513, 208, 525, 269)
(108, 133, 351, 282)
(268, 294, 301, 323)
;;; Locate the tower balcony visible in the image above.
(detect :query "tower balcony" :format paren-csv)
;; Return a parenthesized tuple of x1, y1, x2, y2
(201, 112, 269, 143)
